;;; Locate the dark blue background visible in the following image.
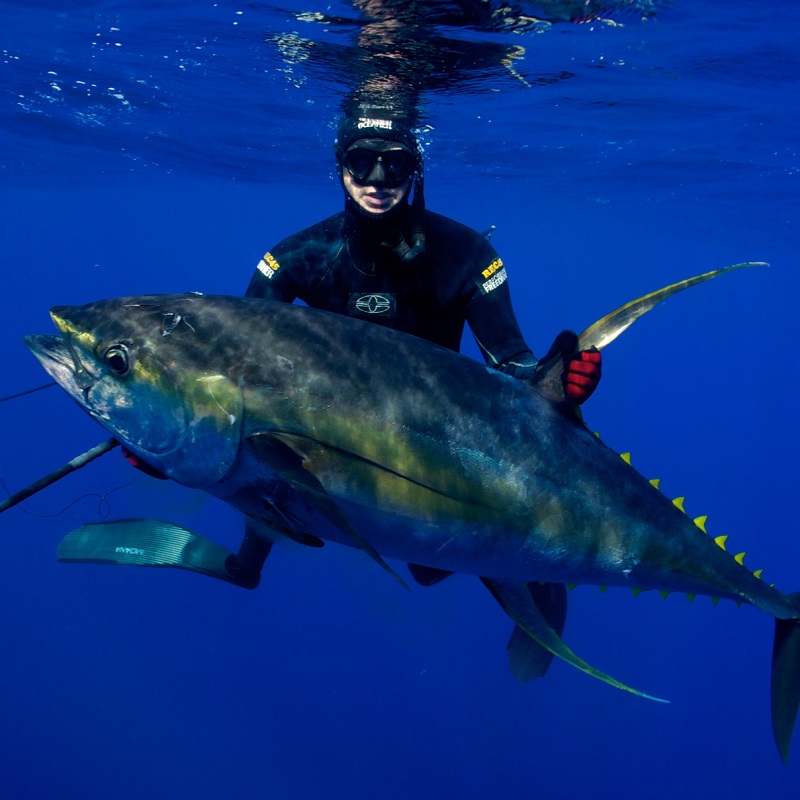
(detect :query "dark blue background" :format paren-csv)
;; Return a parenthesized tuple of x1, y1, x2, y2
(2, 2, 799, 797)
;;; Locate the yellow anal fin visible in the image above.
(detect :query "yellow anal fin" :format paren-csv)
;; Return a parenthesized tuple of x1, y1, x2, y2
(482, 578, 669, 704)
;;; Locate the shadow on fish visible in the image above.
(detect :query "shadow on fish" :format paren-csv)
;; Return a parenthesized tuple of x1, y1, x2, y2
(23, 261, 800, 763)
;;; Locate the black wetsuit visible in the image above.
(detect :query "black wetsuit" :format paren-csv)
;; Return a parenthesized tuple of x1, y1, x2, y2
(245, 203, 534, 371)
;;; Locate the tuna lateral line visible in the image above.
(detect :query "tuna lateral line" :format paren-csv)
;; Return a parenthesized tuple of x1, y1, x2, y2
(0, 438, 119, 515)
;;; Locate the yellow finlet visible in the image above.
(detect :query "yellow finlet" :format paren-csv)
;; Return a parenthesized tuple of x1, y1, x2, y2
(631, 587, 647, 597)
(753, 569, 764, 580)
(659, 590, 670, 600)
(598, 585, 609, 593)
(711, 597, 720, 607)
(693, 515, 708, 533)
(567, 583, 578, 591)
(734, 552, 747, 566)
(686, 594, 696, 604)
(620, 452, 632, 465)
(649, 478, 661, 489)
(672, 496, 686, 513)
(714, 535, 728, 551)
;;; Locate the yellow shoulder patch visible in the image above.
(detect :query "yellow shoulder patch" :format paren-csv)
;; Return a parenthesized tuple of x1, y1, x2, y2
(481, 258, 504, 280)
(257, 251, 281, 279)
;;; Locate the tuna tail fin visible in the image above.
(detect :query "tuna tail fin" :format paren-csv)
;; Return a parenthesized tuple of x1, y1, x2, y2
(771, 603, 800, 764)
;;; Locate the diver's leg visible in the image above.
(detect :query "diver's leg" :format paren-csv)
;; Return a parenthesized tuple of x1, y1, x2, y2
(224, 521, 274, 589)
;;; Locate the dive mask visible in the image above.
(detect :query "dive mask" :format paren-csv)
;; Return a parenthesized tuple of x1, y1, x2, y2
(343, 140, 417, 187)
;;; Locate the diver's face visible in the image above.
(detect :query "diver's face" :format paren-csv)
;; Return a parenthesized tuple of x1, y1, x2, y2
(343, 170, 411, 215)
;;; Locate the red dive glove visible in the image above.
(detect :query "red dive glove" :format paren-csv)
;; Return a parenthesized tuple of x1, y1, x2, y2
(564, 349, 602, 405)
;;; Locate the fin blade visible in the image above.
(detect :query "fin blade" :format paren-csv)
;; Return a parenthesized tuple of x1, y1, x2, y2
(57, 519, 255, 588)
(503, 581, 568, 681)
(507, 624, 554, 682)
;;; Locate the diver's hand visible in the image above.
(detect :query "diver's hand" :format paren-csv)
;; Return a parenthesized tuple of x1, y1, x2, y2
(564, 349, 602, 405)
(121, 446, 168, 480)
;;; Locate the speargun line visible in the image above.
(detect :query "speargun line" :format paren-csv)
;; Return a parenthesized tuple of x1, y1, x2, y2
(0, 438, 120, 514)
(0, 381, 56, 402)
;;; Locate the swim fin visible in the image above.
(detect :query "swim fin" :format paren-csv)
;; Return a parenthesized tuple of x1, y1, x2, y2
(57, 518, 262, 589)
(504, 581, 568, 681)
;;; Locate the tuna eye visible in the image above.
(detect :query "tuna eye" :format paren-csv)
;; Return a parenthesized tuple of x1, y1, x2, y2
(104, 345, 130, 375)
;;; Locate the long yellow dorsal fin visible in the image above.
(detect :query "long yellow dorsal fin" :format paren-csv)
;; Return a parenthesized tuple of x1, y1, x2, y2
(714, 535, 728, 551)
(734, 552, 747, 565)
(672, 496, 686, 512)
(693, 515, 708, 533)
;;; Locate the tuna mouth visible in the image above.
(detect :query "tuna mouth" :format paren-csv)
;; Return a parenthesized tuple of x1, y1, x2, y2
(24, 333, 94, 405)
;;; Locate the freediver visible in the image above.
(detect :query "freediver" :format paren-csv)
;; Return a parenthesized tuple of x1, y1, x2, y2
(221, 109, 602, 587)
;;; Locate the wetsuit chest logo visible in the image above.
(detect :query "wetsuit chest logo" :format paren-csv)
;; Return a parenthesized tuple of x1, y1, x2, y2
(350, 293, 396, 316)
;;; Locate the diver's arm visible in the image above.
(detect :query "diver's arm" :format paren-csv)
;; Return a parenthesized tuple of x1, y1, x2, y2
(245, 214, 345, 302)
(465, 262, 601, 402)
(464, 267, 536, 377)
(245, 248, 298, 301)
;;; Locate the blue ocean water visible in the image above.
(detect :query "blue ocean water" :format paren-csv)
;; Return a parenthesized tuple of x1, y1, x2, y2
(1, 1, 799, 797)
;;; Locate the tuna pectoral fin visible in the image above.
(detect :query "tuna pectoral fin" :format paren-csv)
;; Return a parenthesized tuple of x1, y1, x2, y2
(481, 578, 667, 702)
(57, 519, 262, 589)
(502, 581, 568, 681)
(250, 434, 409, 591)
(771, 615, 800, 764)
